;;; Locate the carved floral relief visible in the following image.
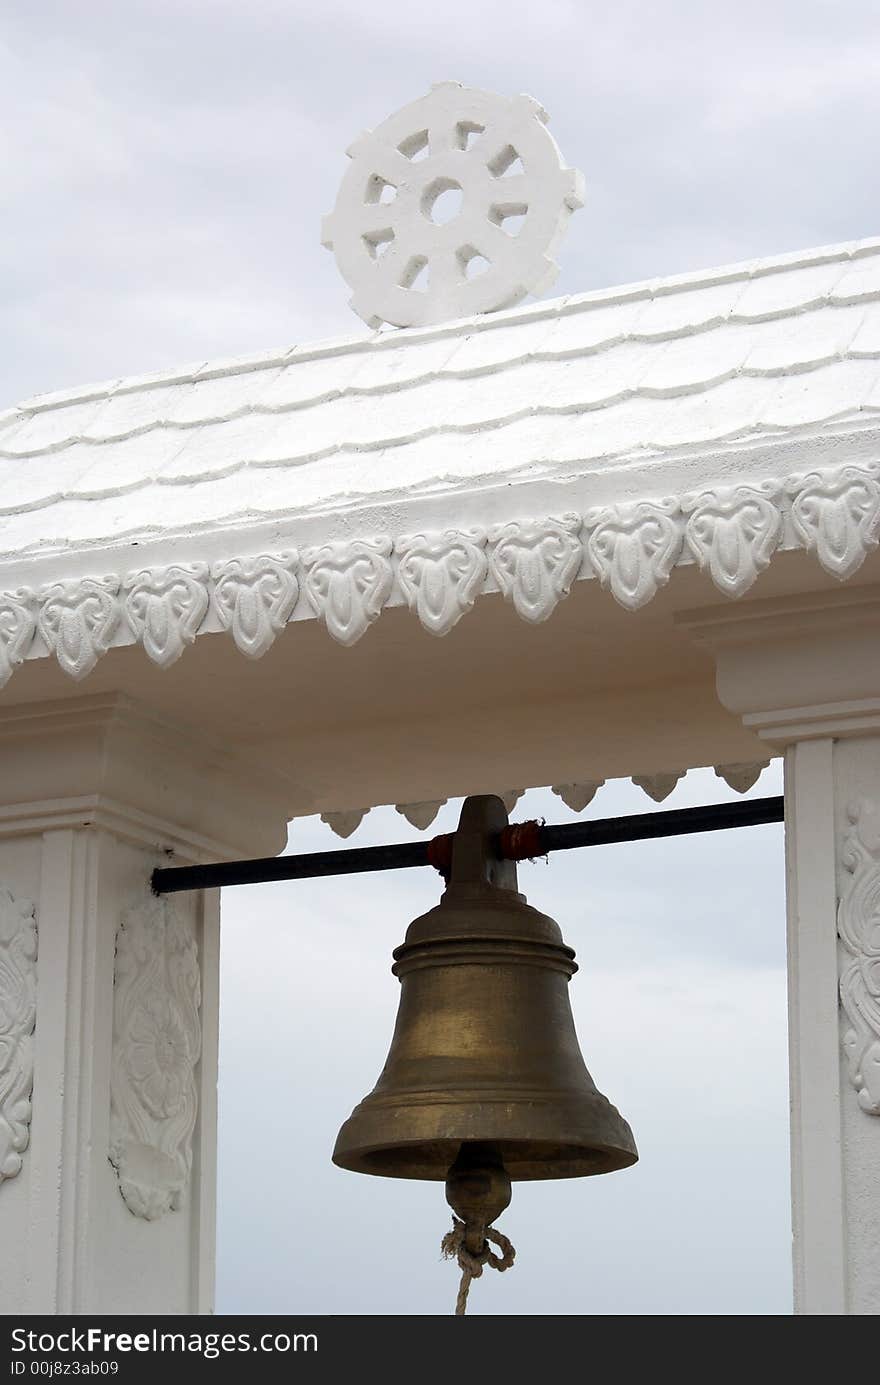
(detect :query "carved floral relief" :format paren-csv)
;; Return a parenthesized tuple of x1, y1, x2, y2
(110, 894, 201, 1219)
(838, 800, 880, 1115)
(0, 887, 37, 1185)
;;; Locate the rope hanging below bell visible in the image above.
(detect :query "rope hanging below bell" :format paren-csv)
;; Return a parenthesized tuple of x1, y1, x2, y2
(442, 1217, 516, 1316)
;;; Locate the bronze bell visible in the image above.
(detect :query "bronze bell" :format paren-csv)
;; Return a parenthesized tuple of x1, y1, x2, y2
(333, 794, 637, 1191)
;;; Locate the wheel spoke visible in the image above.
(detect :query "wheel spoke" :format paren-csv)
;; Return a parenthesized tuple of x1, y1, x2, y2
(428, 122, 458, 157)
(468, 220, 514, 264)
(358, 202, 397, 234)
(434, 248, 465, 287)
(486, 174, 531, 208)
(375, 240, 411, 288)
(369, 146, 414, 188)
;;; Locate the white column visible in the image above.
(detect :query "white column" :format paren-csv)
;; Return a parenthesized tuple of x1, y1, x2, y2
(682, 586, 880, 1315)
(784, 736, 847, 1314)
(0, 695, 290, 1315)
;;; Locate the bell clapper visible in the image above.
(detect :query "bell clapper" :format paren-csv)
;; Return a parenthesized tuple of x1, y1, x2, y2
(441, 1143, 516, 1315)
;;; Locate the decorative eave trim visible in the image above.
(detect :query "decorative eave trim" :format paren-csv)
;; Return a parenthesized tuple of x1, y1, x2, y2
(317, 761, 774, 837)
(1, 460, 878, 687)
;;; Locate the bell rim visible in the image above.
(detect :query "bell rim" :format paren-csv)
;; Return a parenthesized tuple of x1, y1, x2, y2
(333, 1088, 638, 1182)
(332, 1134, 639, 1182)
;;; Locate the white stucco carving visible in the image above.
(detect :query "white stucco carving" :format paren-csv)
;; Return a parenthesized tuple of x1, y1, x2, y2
(302, 539, 393, 646)
(212, 554, 299, 658)
(0, 590, 35, 688)
(584, 500, 683, 611)
(321, 809, 368, 839)
(321, 82, 584, 328)
(37, 578, 120, 679)
(396, 801, 447, 831)
(787, 464, 880, 580)
(551, 781, 604, 812)
(682, 484, 783, 598)
(396, 529, 487, 636)
(310, 765, 781, 842)
(838, 800, 880, 1115)
(632, 771, 685, 803)
(110, 895, 201, 1220)
(488, 515, 582, 623)
(124, 564, 210, 668)
(714, 761, 771, 793)
(0, 887, 37, 1184)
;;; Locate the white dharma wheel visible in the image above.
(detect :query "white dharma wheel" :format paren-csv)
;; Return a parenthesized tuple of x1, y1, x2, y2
(321, 82, 585, 330)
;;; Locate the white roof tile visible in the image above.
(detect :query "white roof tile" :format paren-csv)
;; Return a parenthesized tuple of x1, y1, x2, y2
(637, 326, 753, 396)
(3, 236, 880, 559)
(538, 297, 646, 356)
(69, 430, 188, 497)
(742, 304, 866, 373)
(348, 334, 464, 390)
(0, 413, 30, 454)
(156, 414, 270, 482)
(84, 382, 193, 442)
(441, 318, 552, 371)
(631, 279, 746, 338)
(642, 376, 776, 451)
(850, 312, 880, 357)
(257, 353, 362, 410)
(1, 398, 107, 456)
(830, 259, 880, 304)
(167, 368, 284, 427)
(731, 260, 846, 321)
(757, 357, 880, 428)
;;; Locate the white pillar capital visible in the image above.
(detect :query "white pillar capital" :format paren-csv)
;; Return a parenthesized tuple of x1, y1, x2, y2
(0, 691, 294, 860)
(678, 584, 880, 746)
(684, 584, 880, 747)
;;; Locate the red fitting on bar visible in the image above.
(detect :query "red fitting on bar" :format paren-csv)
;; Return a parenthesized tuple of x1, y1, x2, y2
(426, 831, 454, 875)
(498, 820, 546, 862)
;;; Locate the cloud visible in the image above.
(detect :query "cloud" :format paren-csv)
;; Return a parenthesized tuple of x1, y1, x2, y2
(4, 1, 879, 401)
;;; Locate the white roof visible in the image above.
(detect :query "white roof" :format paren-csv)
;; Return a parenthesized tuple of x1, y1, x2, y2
(3, 236, 879, 567)
(0, 236, 879, 701)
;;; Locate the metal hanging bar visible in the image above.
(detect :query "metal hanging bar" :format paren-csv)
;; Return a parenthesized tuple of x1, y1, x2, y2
(151, 794, 784, 895)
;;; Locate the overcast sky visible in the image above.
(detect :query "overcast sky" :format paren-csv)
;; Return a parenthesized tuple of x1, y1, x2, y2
(218, 772, 789, 1317)
(7, 0, 880, 1317)
(5, 0, 880, 407)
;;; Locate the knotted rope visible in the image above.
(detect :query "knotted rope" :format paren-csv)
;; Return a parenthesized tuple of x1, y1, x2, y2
(441, 1216, 516, 1315)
